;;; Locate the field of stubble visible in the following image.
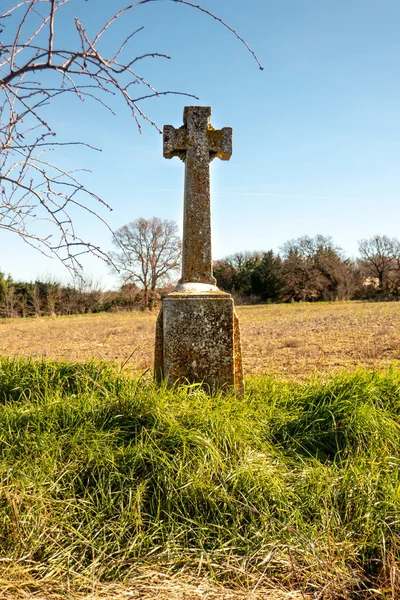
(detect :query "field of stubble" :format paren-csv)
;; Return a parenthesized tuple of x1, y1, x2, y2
(3, 301, 400, 379)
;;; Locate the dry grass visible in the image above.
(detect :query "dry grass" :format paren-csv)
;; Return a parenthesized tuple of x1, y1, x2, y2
(0, 566, 310, 600)
(3, 301, 400, 379)
(240, 300, 400, 379)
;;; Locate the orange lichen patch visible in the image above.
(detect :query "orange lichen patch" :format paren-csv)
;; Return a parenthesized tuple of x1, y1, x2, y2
(207, 128, 232, 160)
(233, 309, 244, 389)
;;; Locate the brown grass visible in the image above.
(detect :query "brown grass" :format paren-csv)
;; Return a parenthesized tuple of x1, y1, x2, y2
(0, 566, 309, 600)
(3, 301, 400, 379)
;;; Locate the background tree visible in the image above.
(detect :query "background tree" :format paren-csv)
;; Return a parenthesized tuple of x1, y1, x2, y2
(249, 251, 284, 301)
(213, 257, 237, 294)
(281, 236, 322, 301)
(111, 217, 181, 309)
(358, 235, 400, 294)
(281, 235, 352, 301)
(214, 252, 255, 297)
(0, 271, 15, 317)
(214, 250, 284, 302)
(0, 1, 261, 274)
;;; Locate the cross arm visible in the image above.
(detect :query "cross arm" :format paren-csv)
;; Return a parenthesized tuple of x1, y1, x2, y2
(163, 125, 188, 160)
(207, 127, 233, 161)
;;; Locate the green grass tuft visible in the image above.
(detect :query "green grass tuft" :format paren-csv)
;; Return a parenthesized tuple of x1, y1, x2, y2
(0, 357, 399, 597)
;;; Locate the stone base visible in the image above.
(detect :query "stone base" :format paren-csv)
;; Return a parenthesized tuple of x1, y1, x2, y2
(154, 290, 244, 393)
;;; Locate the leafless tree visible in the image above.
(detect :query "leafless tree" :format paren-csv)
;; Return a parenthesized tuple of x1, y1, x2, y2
(111, 217, 181, 308)
(281, 235, 352, 301)
(358, 234, 400, 292)
(0, 1, 262, 275)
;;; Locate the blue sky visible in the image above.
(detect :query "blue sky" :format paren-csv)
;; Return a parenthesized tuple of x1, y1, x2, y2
(3, 0, 400, 288)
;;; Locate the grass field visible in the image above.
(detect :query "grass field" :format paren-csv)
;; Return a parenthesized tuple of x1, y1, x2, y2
(0, 358, 399, 599)
(3, 301, 400, 379)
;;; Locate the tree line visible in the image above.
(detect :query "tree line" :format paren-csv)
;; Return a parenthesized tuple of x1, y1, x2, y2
(3, 230, 400, 318)
(109, 219, 397, 307)
(0, 275, 153, 318)
(214, 234, 400, 303)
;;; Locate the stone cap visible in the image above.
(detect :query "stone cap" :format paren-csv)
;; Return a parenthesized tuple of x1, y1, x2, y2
(166, 281, 231, 298)
(174, 282, 219, 293)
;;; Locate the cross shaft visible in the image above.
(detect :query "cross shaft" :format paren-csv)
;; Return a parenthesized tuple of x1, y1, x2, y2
(163, 106, 232, 285)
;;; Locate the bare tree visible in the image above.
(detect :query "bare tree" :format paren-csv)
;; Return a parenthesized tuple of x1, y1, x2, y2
(0, 1, 262, 275)
(358, 235, 400, 293)
(111, 217, 181, 308)
(281, 235, 351, 301)
(281, 236, 323, 301)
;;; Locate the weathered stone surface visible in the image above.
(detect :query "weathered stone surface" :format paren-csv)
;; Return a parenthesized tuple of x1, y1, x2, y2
(233, 310, 243, 386)
(155, 106, 243, 393)
(154, 308, 164, 383)
(154, 290, 244, 393)
(163, 106, 232, 285)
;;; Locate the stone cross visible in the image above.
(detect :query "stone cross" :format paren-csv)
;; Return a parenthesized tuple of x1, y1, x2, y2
(155, 106, 244, 393)
(163, 106, 232, 285)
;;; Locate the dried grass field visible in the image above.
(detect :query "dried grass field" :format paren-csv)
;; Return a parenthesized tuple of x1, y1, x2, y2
(2, 301, 400, 379)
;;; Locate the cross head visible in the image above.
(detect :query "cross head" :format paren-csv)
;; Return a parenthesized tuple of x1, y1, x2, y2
(163, 106, 232, 285)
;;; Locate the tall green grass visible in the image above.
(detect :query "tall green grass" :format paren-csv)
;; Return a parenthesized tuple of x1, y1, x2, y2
(0, 357, 399, 597)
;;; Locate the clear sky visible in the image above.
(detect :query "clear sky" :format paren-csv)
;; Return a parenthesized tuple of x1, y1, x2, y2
(3, 0, 400, 288)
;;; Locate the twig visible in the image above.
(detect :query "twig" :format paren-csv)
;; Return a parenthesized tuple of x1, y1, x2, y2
(0, 0, 263, 273)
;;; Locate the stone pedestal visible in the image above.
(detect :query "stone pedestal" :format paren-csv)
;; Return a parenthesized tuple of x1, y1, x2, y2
(154, 286, 244, 393)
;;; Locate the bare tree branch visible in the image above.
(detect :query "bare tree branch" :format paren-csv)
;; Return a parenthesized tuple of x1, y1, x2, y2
(0, 1, 262, 275)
